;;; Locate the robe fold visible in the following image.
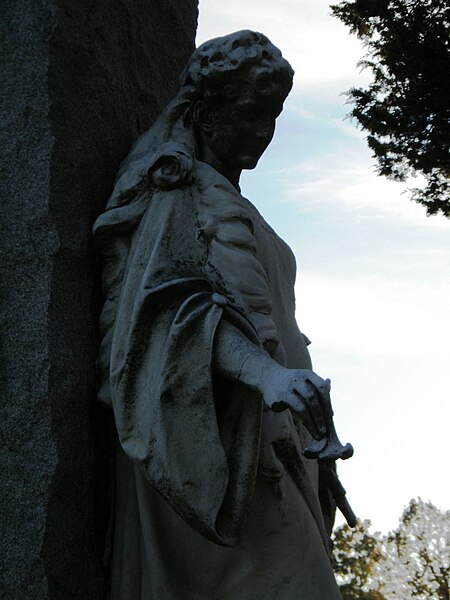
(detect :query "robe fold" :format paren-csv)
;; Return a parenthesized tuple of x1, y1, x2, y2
(94, 159, 342, 599)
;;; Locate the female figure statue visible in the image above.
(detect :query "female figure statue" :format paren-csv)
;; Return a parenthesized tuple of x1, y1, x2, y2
(94, 30, 348, 599)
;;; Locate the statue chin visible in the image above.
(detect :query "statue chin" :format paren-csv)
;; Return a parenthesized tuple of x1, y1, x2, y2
(240, 155, 261, 170)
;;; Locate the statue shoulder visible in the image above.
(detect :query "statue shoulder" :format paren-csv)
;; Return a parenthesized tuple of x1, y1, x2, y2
(106, 142, 195, 210)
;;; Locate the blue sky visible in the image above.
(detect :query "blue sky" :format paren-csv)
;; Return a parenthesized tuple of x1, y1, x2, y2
(197, 0, 450, 533)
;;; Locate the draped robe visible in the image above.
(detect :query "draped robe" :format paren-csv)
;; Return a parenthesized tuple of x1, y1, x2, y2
(94, 159, 342, 599)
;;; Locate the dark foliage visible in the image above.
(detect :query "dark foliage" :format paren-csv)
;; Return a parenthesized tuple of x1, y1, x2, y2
(331, 0, 450, 217)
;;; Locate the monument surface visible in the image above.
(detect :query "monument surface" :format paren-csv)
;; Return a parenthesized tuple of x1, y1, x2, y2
(0, 2, 197, 598)
(94, 30, 354, 599)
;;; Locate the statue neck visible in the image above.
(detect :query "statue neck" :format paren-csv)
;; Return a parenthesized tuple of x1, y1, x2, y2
(195, 130, 242, 190)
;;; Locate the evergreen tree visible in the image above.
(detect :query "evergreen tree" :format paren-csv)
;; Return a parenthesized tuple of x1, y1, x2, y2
(331, 0, 450, 217)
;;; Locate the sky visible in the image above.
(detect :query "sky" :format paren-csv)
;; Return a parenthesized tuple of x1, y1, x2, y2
(196, 0, 450, 534)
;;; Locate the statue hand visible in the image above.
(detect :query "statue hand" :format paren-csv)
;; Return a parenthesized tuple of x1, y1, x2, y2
(261, 366, 329, 441)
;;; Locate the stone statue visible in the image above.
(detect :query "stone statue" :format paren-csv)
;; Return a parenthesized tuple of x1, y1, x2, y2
(93, 30, 354, 600)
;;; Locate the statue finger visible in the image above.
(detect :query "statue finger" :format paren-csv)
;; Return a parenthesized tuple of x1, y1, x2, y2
(293, 385, 326, 437)
(292, 391, 323, 440)
(307, 376, 333, 418)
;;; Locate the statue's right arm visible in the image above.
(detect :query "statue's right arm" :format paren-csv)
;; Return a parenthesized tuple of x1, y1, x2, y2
(213, 320, 327, 441)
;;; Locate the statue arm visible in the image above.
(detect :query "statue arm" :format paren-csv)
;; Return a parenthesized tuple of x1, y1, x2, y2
(214, 319, 327, 441)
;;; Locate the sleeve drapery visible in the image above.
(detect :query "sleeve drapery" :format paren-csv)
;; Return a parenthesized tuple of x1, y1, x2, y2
(95, 182, 264, 546)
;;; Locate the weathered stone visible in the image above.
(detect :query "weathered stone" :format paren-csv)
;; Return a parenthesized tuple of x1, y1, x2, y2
(93, 30, 350, 599)
(0, 1, 198, 598)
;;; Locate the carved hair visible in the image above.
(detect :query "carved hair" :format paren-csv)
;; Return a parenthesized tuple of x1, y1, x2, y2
(181, 30, 294, 106)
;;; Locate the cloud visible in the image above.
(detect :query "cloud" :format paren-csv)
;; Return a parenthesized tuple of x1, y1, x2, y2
(196, 0, 372, 93)
(196, 1, 449, 228)
(196, 0, 450, 532)
(272, 140, 449, 227)
(296, 272, 450, 359)
(296, 270, 450, 532)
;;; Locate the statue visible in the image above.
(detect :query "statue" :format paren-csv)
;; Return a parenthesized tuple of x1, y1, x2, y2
(93, 30, 355, 600)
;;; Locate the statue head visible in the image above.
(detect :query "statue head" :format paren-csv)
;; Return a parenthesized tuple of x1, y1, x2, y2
(180, 31, 294, 179)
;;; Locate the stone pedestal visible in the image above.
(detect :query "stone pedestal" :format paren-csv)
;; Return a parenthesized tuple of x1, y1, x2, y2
(0, 2, 197, 598)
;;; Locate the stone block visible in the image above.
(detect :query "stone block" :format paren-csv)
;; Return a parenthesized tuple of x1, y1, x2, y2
(0, 1, 198, 597)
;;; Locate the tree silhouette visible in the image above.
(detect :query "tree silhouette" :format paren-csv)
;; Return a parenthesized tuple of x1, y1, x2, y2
(331, 0, 450, 217)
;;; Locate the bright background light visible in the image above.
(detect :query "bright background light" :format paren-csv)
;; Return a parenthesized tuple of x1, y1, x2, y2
(197, 0, 450, 534)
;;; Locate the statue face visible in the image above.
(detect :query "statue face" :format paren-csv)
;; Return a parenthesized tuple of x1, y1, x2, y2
(217, 93, 281, 169)
(196, 72, 285, 172)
